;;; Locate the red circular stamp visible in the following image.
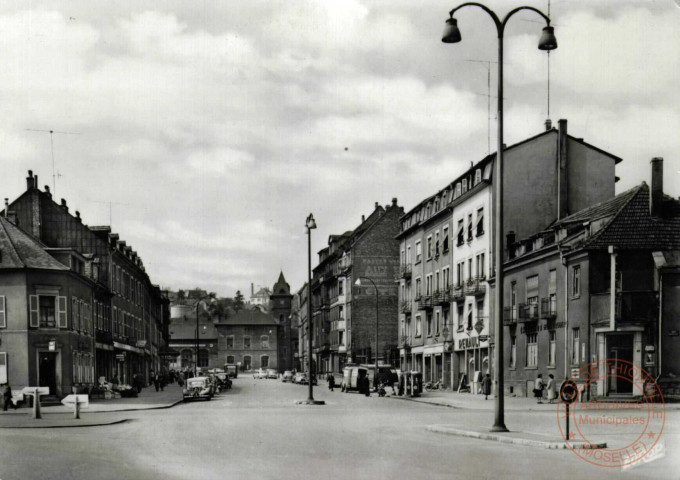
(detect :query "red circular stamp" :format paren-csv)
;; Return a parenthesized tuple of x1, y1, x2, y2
(556, 359, 665, 468)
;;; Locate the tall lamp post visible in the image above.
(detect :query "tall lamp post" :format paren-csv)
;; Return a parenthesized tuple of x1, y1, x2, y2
(355, 276, 379, 383)
(442, 3, 557, 432)
(195, 293, 215, 376)
(299, 213, 324, 405)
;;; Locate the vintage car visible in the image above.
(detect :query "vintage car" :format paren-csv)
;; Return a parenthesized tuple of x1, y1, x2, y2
(183, 376, 213, 401)
(266, 369, 278, 379)
(253, 368, 267, 379)
(295, 372, 317, 385)
(281, 371, 294, 382)
(225, 364, 238, 379)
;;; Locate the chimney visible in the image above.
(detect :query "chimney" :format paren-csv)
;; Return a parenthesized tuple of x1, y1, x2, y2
(44, 185, 51, 198)
(251, 283, 254, 297)
(650, 157, 664, 216)
(545, 118, 552, 131)
(3, 198, 7, 218)
(61, 199, 69, 213)
(391, 198, 398, 207)
(26, 170, 35, 190)
(557, 119, 568, 220)
(361, 215, 365, 223)
(506, 231, 516, 248)
(374, 202, 379, 209)
(34, 175, 38, 188)
(75, 211, 81, 222)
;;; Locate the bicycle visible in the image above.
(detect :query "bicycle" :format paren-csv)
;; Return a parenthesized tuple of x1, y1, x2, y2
(424, 379, 443, 392)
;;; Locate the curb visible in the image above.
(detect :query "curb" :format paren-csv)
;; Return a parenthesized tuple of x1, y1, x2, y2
(84, 398, 184, 413)
(426, 425, 607, 450)
(0, 419, 130, 429)
(388, 395, 460, 409)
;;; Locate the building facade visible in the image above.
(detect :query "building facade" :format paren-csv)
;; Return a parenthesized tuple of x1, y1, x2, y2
(215, 309, 279, 371)
(269, 272, 293, 372)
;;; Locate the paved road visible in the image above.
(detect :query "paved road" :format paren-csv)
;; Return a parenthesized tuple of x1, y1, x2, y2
(0, 378, 677, 479)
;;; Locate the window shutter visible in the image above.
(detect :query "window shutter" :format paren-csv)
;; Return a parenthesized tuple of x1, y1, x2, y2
(0, 296, 6, 328)
(29, 295, 39, 327)
(0, 352, 7, 384)
(58, 296, 67, 328)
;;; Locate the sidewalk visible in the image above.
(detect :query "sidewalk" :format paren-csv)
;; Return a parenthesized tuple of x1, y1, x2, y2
(0, 384, 183, 428)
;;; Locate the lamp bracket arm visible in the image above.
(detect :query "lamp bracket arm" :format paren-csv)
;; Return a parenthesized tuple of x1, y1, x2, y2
(448, 3, 502, 33)
(501, 6, 551, 32)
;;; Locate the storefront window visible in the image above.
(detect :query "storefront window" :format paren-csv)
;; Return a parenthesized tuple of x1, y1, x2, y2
(40, 295, 57, 328)
(526, 334, 538, 367)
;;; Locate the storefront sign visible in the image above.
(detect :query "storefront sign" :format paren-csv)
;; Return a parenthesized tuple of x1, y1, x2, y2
(48, 341, 56, 351)
(458, 336, 485, 350)
(116, 353, 126, 361)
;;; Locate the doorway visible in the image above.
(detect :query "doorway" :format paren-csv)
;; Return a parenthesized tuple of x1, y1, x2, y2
(38, 352, 58, 395)
(607, 333, 634, 395)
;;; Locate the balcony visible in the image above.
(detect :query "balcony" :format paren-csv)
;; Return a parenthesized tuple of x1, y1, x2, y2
(503, 307, 517, 326)
(518, 303, 539, 323)
(591, 291, 657, 326)
(541, 296, 557, 319)
(399, 264, 412, 279)
(400, 335, 411, 349)
(452, 284, 465, 302)
(416, 295, 433, 311)
(465, 277, 486, 296)
(400, 301, 412, 314)
(339, 256, 352, 273)
(434, 287, 451, 306)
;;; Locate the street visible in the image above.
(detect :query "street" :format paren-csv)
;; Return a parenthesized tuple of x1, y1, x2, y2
(0, 379, 678, 480)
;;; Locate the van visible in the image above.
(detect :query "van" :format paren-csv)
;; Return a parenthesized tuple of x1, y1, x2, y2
(360, 364, 399, 389)
(341, 366, 368, 392)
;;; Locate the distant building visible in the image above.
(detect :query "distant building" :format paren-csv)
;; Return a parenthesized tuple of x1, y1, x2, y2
(269, 272, 293, 372)
(249, 284, 271, 310)
(215, 309, 279, 371)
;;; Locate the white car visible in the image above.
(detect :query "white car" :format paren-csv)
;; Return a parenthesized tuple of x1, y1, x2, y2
(183, 377, 212, 401)
(253, 369, 267, 379)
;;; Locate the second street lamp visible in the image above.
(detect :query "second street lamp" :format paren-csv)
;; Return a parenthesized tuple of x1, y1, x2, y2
(355, 276, 379, 389)
(442, 2, 557, 433)
(195, 293, 216, 377)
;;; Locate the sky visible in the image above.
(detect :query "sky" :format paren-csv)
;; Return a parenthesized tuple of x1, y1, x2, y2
(0, 0, 678, 297)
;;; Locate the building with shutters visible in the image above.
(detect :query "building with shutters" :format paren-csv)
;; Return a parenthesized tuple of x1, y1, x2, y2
(214, 309, 279, 372)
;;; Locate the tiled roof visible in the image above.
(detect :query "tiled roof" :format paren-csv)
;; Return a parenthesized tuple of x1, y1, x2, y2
(553, 185, 642, 227)
(169, 321, 218, 339)
(585, 184, 680, 250)
(0, 217, 69, 271)
(216, 309, 277, 326)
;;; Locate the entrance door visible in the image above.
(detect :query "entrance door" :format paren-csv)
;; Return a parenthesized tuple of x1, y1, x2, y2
(39, 352, 58, 395)
(607, 333, 634, 395)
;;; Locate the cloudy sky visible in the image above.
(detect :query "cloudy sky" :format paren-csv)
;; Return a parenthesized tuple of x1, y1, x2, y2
(1, 0, 678, 297)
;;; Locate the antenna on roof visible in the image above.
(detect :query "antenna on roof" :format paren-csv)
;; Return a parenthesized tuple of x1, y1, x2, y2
(26, 128, 81, 195)
(465, 60, 497, 155)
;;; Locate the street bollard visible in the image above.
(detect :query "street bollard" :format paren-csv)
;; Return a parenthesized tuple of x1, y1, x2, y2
(32, 388, 42, 420)
(74, 395, 80, 420)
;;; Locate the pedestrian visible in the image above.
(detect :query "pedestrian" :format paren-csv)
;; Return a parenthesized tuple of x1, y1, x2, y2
(533, 373, 545, 404)
(546, 373, 556, 404)
(2, 383, 17, 411)
(160, 372, 167, 392)
(327, 373, 335, 392)
(178, 371, 185, 387)
(153, 372, 160, 392)
(481, 373, 492, 400)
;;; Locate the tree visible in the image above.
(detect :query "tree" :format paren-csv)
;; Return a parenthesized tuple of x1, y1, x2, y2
(234, 290, 245, 311)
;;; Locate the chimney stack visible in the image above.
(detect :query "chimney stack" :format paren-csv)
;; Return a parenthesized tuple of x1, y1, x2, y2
(251, 283, 254, 297)
(60, 199, 68, 212)
(361, 215, 365, 223)
(391, 197, 398, 207)
(75, 211, 81, 222)
(44, 185, 51, 197)
(26, 170, 35, 190)
(650, 157, 664, 217)
(374, 202, 379, 209)
(557, 119, 569, 220)
(545, 118, 552, 131)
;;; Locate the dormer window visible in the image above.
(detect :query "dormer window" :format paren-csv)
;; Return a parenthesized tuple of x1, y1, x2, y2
(474, 169, 482, 185)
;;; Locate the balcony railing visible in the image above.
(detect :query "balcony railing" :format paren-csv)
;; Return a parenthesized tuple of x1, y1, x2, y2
(400, 301, 412, 314)
(434, 287, 451, 306)
(465, 276, 486, 296)
(518, 303, 539, 323)
(452, 284, 465, 302)
(541, 296, 557, 319)
(400, 264, 412, 279)
(503, 307, 517, 326)
(416, 295, 433, 311)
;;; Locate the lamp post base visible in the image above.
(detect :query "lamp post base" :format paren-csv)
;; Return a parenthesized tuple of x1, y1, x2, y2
(490, 424, 509, 432)
(296, 399, 326, 405)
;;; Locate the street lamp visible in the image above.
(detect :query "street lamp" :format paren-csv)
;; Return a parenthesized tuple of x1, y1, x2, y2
(442, 3, 557, 433)
(355, 276, 379, 387)
(195, 293, 216, 377)
(299, 213, 324, 405)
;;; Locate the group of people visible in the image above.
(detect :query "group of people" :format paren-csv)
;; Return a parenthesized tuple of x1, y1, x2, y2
(533, 373, 557, 404)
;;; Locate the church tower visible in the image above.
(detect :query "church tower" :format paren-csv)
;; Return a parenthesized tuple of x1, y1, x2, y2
(270, 271, 293, 371)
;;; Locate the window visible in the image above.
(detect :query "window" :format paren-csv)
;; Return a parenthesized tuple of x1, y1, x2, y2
(457, 304, 464, 330)
(261, 335, 270, 349)
(476, 253, 485, 279)
(549, 269, 557, 314)
(0, 352, 7, 383)
(415, 241, 422, 263)
(426, 275, 432, 296)
(435, 311, 440, 335)
(549, 331, 556, 367)
(338, 280, 343, 296)
(467, 259, 473, 281)
(415, 278, 422, 299)
(226, 335, 234, 348)
(510, 336, 516, 369)
(435, 231, 440, 256)
(0, 296, 5, 328)
(339, 305, 344, 319)
(442, 227, 449, 253)
(474, 168, 482, 185)
(227, 355, 235, 364)
(571, 328, 580, 364)
(467, 214, 473, 241)
(456, 262, 464, 286)
(526, 333, 538, 367)
(476, 300, 484, 319)
(243, 336, 251, 349)
(443, 268, 450, 289)
(242, 355, 252, 370)
(39, 296, 57, 328)
(476, 208, 484, 236)
(198, 349, 209, 368)
(467, 305, 473, 331)
(435, 271, 440, 292)
(572, 265, 581, 297)
(457, 219, 464, 246)
(406, 246, 411, 264)
(462, 178, 468, 193)
(427, 236, 433, 260)
(415, 315, 422, 337)
(261, 355, 269, 368)
(426, 313, 433, 336)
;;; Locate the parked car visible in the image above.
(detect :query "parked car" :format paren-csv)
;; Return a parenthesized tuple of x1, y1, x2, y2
(295, 372, 317, 385)
(215, 372, 231, 390)
(225, 364, 238, 379)
(266, 369, 278, 379)
(281, 371, 294, 382)
(183, 377, 213, 401)
(253, 369, 267, 379)
(341, 366, 368, 392)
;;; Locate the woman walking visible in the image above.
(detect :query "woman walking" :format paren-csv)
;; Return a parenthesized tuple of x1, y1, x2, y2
(546, 374, 556, 404)
(533, 374, 545, 404)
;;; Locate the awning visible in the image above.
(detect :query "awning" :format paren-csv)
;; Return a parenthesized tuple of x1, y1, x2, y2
(113, 341, 143, 354)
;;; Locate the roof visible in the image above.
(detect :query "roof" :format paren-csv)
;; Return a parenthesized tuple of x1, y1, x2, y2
(272, 271, 290, 295)
(170, 321, 219, 339)
(0, 217, 69, 271)
(216, 309, 277, 326)
(553, 185, 642, 227)
(584, 184, 680, 250)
